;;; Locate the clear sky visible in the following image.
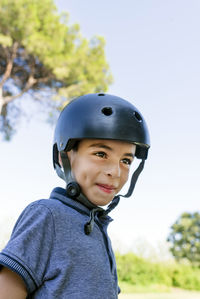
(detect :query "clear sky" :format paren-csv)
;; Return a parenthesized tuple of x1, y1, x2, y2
(0, 0, 200, 256)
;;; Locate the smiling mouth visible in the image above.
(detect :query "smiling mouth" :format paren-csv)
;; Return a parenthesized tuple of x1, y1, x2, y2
(96, 184, 116, 194)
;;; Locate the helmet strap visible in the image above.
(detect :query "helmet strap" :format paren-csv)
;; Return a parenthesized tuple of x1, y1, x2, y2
(120, 159, 145, 198)
(60, 151, 73, 183)
(101, 160, 145, 216)
(55, 163, 66, 181)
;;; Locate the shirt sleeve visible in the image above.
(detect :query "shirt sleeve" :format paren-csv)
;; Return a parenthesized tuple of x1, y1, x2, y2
(0, 201, 55, 294)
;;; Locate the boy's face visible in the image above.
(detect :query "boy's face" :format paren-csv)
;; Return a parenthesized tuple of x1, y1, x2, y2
(67, 139, 136, 206)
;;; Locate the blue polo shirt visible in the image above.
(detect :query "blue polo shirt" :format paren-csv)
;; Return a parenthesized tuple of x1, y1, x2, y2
(0, 187, 119, 298)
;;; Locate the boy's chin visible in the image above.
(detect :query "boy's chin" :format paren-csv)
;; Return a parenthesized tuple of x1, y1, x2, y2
(88, 196, 114, 207)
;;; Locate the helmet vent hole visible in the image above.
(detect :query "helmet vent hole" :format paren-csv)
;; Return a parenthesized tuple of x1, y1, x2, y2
(98, 93, 105, 96)
(101, 107, 113, 116)
(134, 111, 142, 122)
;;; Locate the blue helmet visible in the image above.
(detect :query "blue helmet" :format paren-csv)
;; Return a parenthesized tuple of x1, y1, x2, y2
(53, 93, 150, 169)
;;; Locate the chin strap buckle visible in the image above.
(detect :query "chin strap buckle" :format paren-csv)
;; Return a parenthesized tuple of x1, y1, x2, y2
(66, 182, 81, 198)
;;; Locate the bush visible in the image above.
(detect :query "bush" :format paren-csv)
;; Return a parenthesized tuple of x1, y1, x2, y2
(115, 252, 200, 291)
(171, 264, 200, 290)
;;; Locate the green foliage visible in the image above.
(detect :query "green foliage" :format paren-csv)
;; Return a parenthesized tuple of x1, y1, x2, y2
(0, 0, 112, 139)
(167, 212, 200, 266)
(172, 263, 200, 290)
(115, 252, 200, 292)
(116, 252, 172, 287)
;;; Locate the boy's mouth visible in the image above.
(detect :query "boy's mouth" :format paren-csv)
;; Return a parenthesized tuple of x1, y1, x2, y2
(96, 183, 116, 194)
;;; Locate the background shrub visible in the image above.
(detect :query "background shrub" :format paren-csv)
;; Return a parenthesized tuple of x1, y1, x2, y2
(115, 252, 200, 291)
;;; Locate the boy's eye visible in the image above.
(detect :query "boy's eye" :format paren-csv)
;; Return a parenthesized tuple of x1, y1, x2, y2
(95, 151, 107, 158)
(121, 158, 132, 166)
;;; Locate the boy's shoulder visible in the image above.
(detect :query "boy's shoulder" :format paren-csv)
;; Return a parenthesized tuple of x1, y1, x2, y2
(24, 187, 89, 221)
(24, 197, 73, 221)
(29, 198, 62, 211)
(12, 194, 82, 242)
(22, 197, 62, 215)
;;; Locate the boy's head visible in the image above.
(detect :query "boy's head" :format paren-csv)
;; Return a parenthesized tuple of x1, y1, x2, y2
(53, 93, 150, 206)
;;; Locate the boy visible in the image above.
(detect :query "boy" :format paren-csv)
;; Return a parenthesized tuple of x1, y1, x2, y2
(0, 93, 150, 298)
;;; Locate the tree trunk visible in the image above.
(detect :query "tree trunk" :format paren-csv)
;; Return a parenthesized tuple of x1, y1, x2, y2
(0, 87, 5, 115)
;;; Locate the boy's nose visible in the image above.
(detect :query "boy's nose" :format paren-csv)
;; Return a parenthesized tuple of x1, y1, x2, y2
(105, 163, 120, 178)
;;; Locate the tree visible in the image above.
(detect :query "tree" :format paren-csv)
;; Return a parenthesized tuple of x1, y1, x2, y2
(0, 0, 112, 139)
(167, 212, 200, 266)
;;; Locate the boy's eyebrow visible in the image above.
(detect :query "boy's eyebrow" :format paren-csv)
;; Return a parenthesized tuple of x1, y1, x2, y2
(88, 143, 135, 158)
(89, 143, 112, 151)
(124, 153, 135, 158)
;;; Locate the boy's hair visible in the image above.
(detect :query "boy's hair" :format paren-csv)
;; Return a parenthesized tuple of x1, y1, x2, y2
(71, 140, 80, 152)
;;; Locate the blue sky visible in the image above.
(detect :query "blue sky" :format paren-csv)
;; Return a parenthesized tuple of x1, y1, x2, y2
(1, 0, 200, 255)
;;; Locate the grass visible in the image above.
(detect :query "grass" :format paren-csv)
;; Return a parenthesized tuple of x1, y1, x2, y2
(119, 288, 200, 299)
(118, 282, 200, 299)
(118, 282, 171, 293)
